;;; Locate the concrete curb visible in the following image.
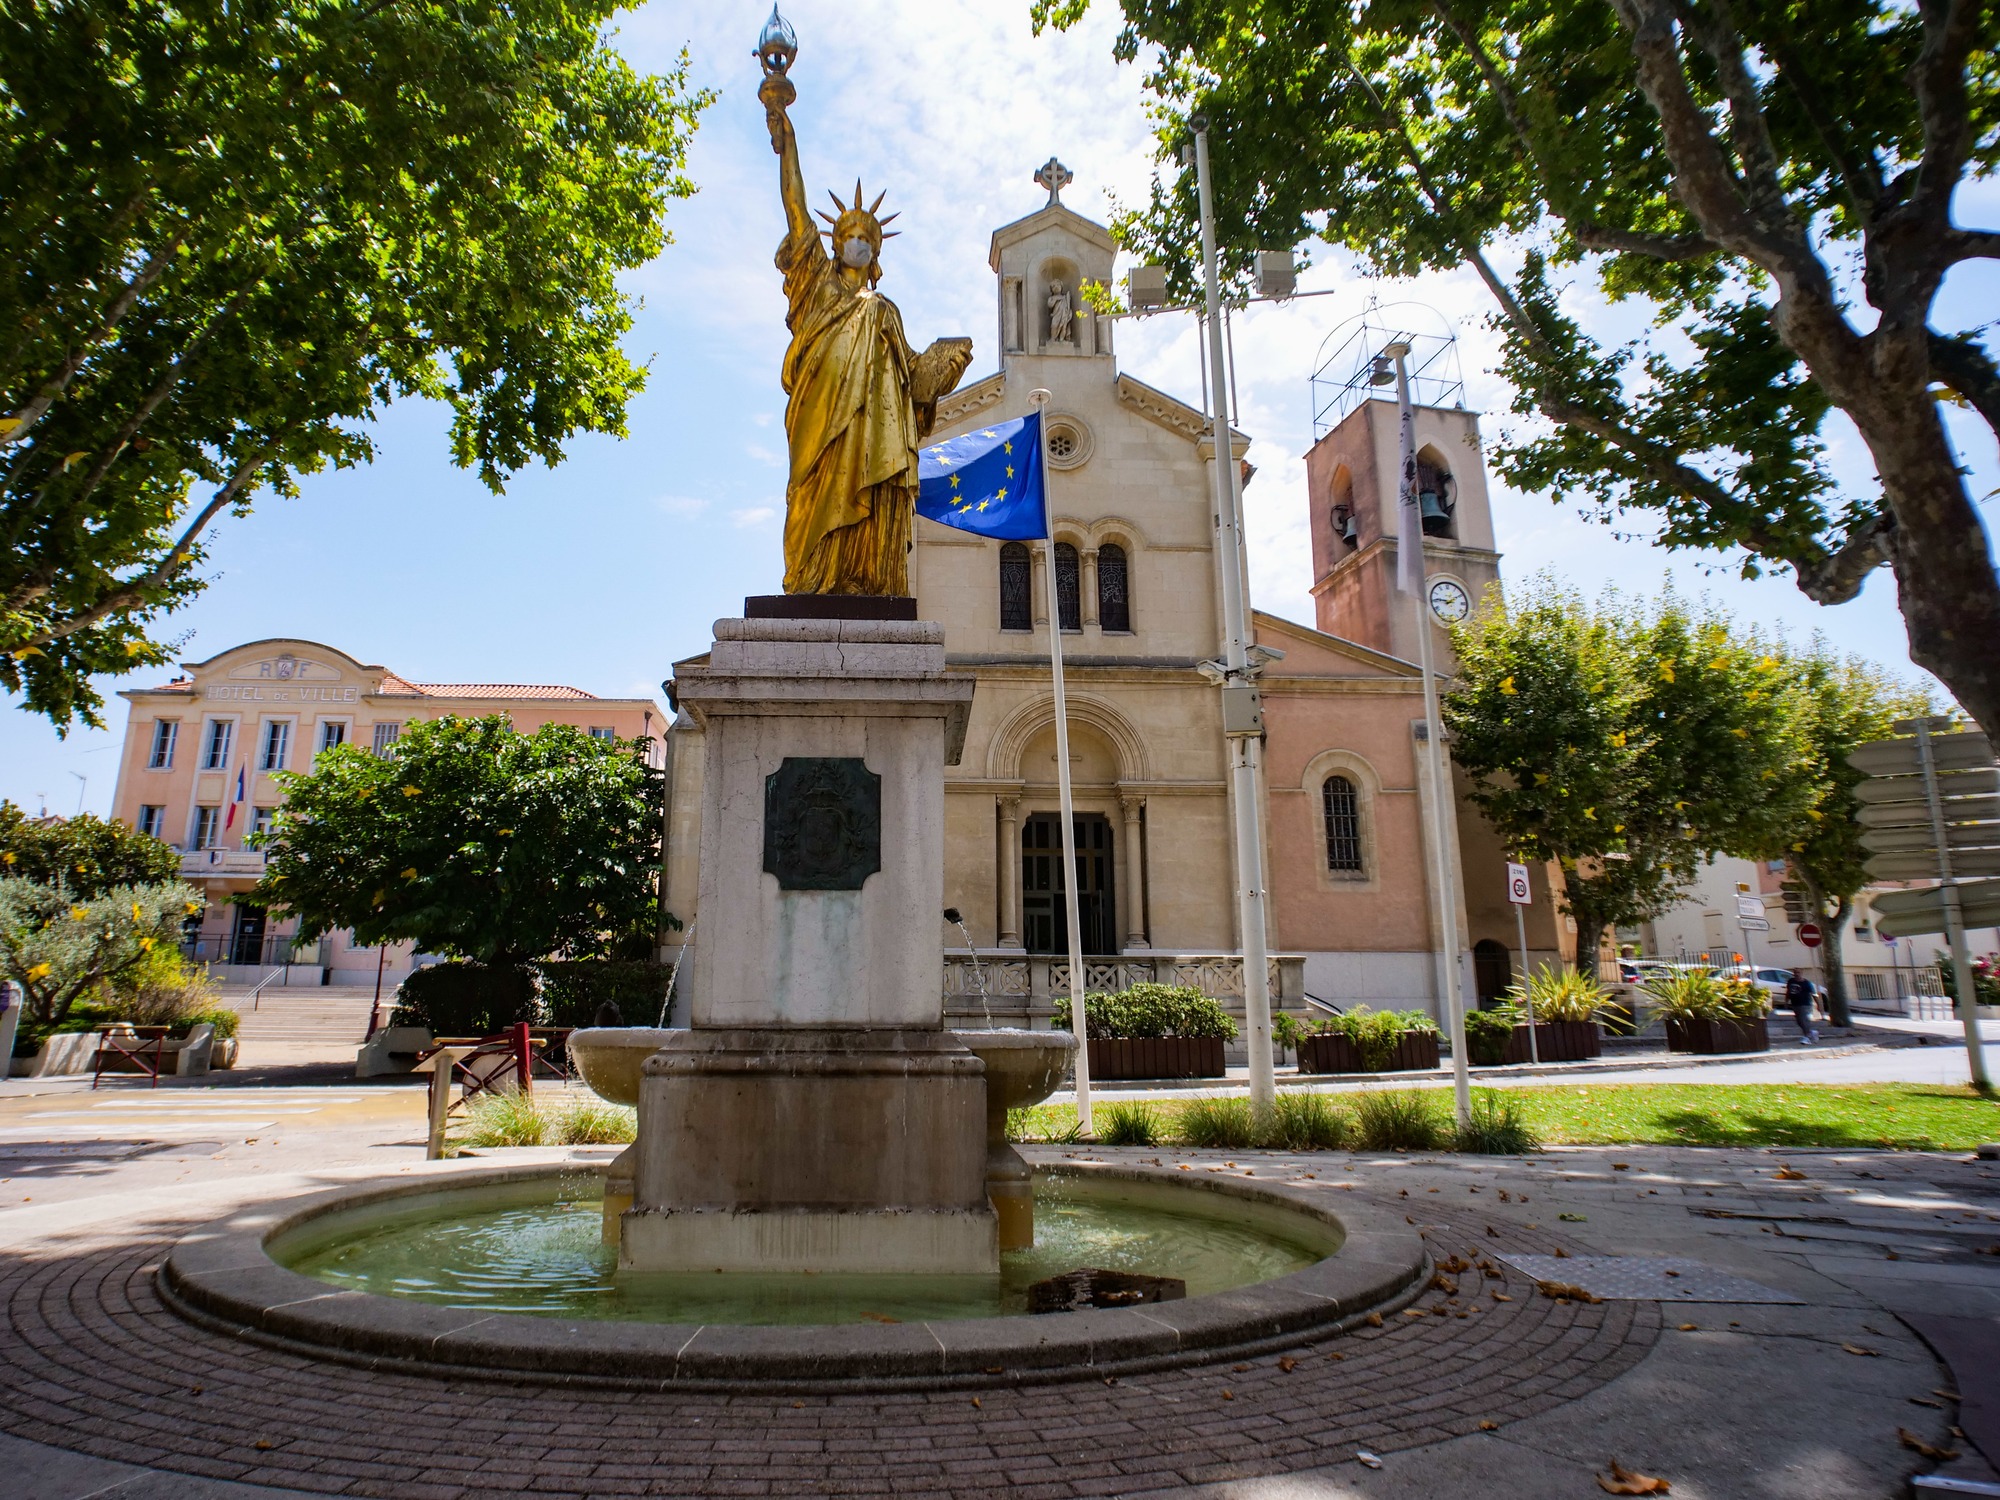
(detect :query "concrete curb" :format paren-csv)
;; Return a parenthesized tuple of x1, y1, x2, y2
(157, 1159, 1427, 1393)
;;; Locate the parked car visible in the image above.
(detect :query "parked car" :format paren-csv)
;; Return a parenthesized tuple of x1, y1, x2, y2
(1715, 964, 1825, 1006)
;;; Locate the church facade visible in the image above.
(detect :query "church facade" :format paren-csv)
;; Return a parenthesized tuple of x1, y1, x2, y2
(663, 183, 1572, 1033)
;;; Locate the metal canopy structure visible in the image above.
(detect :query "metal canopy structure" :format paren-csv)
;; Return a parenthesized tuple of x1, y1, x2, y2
(1311, 303, 1467, 437)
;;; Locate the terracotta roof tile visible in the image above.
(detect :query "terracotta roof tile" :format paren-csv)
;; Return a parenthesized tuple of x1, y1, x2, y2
(410, 682, 596, 700)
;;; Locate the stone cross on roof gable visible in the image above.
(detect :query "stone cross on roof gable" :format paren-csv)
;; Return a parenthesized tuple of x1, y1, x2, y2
(1034, 157, 1073, 208)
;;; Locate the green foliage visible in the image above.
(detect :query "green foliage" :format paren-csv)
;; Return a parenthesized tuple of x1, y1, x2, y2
(1350, 1090, 1450, 1152)
(1317, 1006, 1439, 1071)
(1444, 581, 1812, 963)
(1007, 1104, 1087, 1143)
(537, 961, 669, 1028)
(1056, 982, 1239, 1040)
(1033, 0, 2000, 739)
(1270, 1010, 1304, 1057)
(554, 1098, 638, 1146)
(1269, 1090, 1350, 1150)
(106, 943, 221, 1029)
(0, 2, 712, 727)
(1507, 966, 1610, 1024)
(394, 962, 541, 1039)
(1938, 953, 2000, 1009)
(1463, 1003, 1522, 1067)
(256, 716, 667, 967)
(1454, 1091, 1540, 1155)
(0, 804, 181, 895)
(1097, 1100, 1163, 1146)
(454, 1091, 636, 1150)
(1506, 1083, 1999, 1152)
(1175, 1096, 1259, 1149)
(0, 876, 202, 1031)
(1644, 969, 1768, 1021)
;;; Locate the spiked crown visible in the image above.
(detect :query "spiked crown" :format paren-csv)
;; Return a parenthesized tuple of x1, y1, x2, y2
(816, 179, 899, 281)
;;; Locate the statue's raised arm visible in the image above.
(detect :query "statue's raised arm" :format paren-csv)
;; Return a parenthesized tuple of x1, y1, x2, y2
(760, 75, 818, 254)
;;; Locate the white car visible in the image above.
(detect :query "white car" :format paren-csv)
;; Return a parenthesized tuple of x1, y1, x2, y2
(1715, 965, 1822, 1005)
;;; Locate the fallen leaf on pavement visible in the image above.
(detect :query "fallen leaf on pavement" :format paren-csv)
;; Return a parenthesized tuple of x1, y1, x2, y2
(1492, 1293, 1514, 1302)
(1898, 1428, 1960, 1461)
(1478, 1420, 1499, 1431)
(1773, 1167, 1808, 1180)
(1364, 1312, 1383, 1327)
(1355, 1450, 1383, 1469)
(970, 1397, 981, 1408)
(1677, 1324, 1698, 1332)
(1277, 1357, 1299, 1372)
(1909, 1397, 1944, 1409)
(1841, 1344, 1879, 1357)
(1559, 1213, 1588, 1222)
(1537, 1280, 1603, 1304)
(1597, 1460, 1670, 1494)
(1221, 1390, 1234, 1400)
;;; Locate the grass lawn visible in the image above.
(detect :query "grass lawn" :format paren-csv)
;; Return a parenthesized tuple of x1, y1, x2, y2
(1010, 1083, 2000, 1152)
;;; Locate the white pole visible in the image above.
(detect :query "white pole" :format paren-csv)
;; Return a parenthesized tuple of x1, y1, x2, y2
(1190, 116, 1276, 1120)
(1513, 895, 1538, 1066)
(1389, 343, 1471, 1130)
(1030, 388, 1094, 1132)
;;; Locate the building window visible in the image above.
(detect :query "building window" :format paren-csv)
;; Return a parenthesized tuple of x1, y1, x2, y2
(191, 806, 221, 850)
(148, 720, 178, 770)
(999, 542, 1032, 631)
(202, 719, 234, 771)
(260, 719, 291, 772)
(1054, 542, 1080, 631)
(136, 805, 165, 838)
(372, 722, 401, 756)
(251, 806, 276, 839)
(1322, 775, 1362, 872)
(1097, 543, 1130, 632)
(588, 726, 616, 741)
(318, 720, 347, 753)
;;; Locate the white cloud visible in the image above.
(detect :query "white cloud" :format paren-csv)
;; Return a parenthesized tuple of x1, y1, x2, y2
(654, 494, 710, 516)
(732, 505, 778, 528)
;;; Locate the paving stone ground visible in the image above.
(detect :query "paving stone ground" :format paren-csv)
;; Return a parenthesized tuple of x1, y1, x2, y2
(1, 1080, 1996, 1497)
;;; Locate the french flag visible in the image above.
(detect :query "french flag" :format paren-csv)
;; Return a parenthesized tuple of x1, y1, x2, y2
(224, 764, 246, 832)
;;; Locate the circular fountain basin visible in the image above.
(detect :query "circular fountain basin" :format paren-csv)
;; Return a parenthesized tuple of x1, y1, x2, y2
(159, 1161, 1425, 1390)
(954, 1028, 1074, 1111)
(566, 1027, 677, 1107)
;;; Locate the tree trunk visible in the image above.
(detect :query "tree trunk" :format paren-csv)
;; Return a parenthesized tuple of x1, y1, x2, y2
(1570, 909, 1607, 984)
(1820, 894, 1854, 1027)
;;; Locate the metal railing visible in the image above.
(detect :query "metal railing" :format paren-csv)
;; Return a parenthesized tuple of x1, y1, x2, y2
(940, 951, 1307, 1032)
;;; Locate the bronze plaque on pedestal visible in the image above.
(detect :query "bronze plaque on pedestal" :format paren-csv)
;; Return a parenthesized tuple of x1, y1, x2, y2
(763, 756, 881, 890)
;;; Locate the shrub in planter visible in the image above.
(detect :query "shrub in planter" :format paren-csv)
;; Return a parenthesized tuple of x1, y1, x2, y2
(1646, 970, 1771, 1054)
(394, 962, 541, 1038)
(536, 960, 668, 1028)
(1297, 1007, 1440, 1073)
(1464, 1004, 1523, 1067)
(1056, 983, 1235, 1079)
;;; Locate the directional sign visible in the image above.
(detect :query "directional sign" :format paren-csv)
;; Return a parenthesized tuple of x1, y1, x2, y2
(1873, 878, 2000, 940)
(1506, 862, 1532, 905)
(1854, 766, 1999, 805)
(1847, 731, 1994, 777)
(1863, 847, 2000, 882)
(1857, 792, 2000, 827)
(1735, 894, 1766, 920)
(1738, 917, 1771, 932)
(1796, 923, 1822, 948)
(1861, 822, 2000, 856)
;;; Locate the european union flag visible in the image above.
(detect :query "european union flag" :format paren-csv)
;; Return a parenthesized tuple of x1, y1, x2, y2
(916, 412, 1047, 540)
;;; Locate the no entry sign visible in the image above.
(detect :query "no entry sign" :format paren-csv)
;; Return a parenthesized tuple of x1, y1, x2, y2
(1796, 922, 1823, 948)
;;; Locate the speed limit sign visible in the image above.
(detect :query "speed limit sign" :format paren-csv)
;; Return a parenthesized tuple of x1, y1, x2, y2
(1506, 862, 1532, 905)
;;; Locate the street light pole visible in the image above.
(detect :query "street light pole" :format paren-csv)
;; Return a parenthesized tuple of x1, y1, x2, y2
(1388, 342, 1471, 1130)
(1190, 115, 1275, 1120)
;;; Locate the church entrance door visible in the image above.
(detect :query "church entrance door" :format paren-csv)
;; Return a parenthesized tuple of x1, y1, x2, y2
(1022, 813, 1118, 956)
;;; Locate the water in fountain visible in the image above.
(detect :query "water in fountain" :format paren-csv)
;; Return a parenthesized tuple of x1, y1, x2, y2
(947, 912, 996, 1028)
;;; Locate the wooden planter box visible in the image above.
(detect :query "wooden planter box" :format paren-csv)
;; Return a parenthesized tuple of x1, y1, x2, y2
(1296, 1030, 1441, 1075)
(1087, 1036, 1227, 1080)
(1664, 1016, 1770, 1055)
(1501, 1021, 1602, 1065)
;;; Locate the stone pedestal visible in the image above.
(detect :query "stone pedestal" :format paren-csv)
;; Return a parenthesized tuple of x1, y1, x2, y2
(623, 617, 995, 1275)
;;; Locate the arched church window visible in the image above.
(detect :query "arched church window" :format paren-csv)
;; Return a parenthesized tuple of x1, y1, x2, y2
(999, 542, 1032, 631)
(1322, 775, 1362, 872)
(1097, 543, 1130, 632)
(1054, 542, 1081, 631)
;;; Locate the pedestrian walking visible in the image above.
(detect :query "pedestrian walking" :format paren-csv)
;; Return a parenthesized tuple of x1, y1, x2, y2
(1784, 968, 1819, 1045)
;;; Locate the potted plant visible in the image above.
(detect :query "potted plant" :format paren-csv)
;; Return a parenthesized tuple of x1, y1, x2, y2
(1498, 967, 1609, 1063)
(1646, 970, 1772, 1054)
(1296, 1007, 1441, 1074)
(1055, 983, 1235, 1079)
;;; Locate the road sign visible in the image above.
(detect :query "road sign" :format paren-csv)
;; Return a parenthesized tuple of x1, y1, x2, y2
(1857, 791, 2000, 827)
(1506, 862, 1531, 905)
(1861, 821, 2000, 856)
(1873, 878, 2000, 939)
(1863, 847, 2000, 882)
(1847, 731, 1994, 777)
(1796, 923, 1822, 948)
(1735, 894, 1765, 920)
(1737, 917, 1771, 932)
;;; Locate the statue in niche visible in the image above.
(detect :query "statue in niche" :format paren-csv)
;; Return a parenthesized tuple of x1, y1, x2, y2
(758, 69, 971, 597)
(1048, 281, 1074, 344)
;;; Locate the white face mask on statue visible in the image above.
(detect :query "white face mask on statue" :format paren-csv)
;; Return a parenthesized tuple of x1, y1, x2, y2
(840, 236, 874, 269)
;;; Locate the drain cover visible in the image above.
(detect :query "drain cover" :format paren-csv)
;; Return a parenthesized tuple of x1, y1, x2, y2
(1496, 1255, 1805, 1303)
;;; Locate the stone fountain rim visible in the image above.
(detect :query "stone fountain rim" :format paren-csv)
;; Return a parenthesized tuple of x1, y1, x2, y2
(155, 1158, 1427, 1394)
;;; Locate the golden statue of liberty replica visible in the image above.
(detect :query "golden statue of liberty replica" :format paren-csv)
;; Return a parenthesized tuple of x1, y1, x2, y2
(756, 9, 972, 598)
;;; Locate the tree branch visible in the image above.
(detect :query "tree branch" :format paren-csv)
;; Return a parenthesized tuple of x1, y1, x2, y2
(1570, 225, 1711, 259)
(22, 439, 281, 649)
(1672, 0, 1791, 220)
(1928, 330, 2000, 441)
(1903, 0, 1982, 224)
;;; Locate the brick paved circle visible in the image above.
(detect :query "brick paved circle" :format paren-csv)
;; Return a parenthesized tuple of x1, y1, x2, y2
(0, 1185, 1658, 1497)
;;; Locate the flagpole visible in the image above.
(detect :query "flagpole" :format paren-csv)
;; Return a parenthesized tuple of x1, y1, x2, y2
(1388, 342, 1471, 1130)
(1029, 388, 1093, 1134)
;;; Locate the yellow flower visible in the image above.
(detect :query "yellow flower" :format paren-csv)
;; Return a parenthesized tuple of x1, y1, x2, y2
(1609, 731, 1626, 747)
(132, 902, 143, 922)
(497, 828, 514, 836)
(1731, 727, 1748, 738)
(401, 867, 420, 880)
(1, 851, 13, 864)
(1658, 662, 1675, 683)
(26, 962, 50, 980)
(1499, 675, 1517, 696)
(185, 900, 201, 913)
(70, 905, 88, 920)
(1534, 773, 1550, 785)
(1613, 823, 1625, 833)
(401, 785, 422, 797)
(139, 936, 155, 951)
(1583, 807, 1596, 820)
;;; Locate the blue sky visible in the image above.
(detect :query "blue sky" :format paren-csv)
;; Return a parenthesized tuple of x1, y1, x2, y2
(5, 0, 1995, 817)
